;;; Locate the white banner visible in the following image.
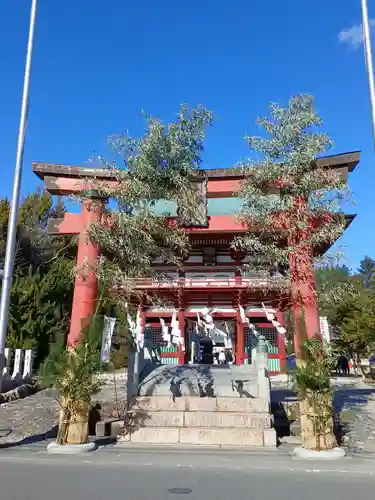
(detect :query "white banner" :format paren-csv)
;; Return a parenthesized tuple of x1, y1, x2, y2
(100, 316, 116, 362)
(319, 316, 330, 343)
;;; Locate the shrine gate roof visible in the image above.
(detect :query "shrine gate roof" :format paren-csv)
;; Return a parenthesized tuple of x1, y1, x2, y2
(32, 151, 358, 253)
(32, 150, 360, 182)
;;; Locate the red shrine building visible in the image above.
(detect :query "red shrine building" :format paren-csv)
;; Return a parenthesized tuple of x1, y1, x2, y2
(32, 151, 359, 374)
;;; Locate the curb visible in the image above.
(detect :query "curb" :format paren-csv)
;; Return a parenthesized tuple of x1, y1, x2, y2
(293, 446, 346, 460)
(114, 442, 289, 455)
(47, 441, 97, 455)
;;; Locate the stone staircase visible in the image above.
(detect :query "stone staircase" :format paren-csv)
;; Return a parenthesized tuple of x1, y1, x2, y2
(117, 361, 277, 447)
(117, 394, 276, 446)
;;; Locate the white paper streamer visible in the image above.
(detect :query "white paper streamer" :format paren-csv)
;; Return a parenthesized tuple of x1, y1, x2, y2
(126, 306, 144, 352)
(261, 303, 286, 336)
(160, 318, 171, 345)
(239, 305, 249, 325)
(135, 306, 144, 349)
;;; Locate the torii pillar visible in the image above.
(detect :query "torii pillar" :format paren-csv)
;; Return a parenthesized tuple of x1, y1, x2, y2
(289, 248, 321, 359)
(67, 195, 105, 347)
(276, 311, 287, 372)
(236, 308, 245, 365)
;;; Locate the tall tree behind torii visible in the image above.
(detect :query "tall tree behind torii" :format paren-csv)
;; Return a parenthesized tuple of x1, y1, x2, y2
(233, 95, 352, 451)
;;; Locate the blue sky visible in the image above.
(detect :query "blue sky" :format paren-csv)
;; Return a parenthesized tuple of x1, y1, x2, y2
(0, 0, 373, 271)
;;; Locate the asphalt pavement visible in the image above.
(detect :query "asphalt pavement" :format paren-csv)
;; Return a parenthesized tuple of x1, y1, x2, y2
(0, 446, 374, 500)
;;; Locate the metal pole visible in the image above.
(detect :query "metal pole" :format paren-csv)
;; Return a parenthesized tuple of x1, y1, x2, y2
(0, 0, 38, 354)
(362, 0, 375, 149)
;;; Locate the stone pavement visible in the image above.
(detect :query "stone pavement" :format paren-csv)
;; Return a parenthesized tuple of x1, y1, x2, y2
(0, 371, 127, 446)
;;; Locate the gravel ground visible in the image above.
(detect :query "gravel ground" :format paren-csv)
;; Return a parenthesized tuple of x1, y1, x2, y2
(335, 382, 375, 455)
(0, 372, 127, 446)
(271, 375, 375, 455)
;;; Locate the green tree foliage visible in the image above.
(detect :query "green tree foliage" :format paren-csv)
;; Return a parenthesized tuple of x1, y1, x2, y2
(315, 264, 352, 322)
(311, 256, 375, 369)
(0, 199, 10, 264)
(357, 255, 375, 288)
(315, 264, 350, 290)
(0, 191, 73, 273)
(333, 278, 375, 373)
(233, 94, 349, 282)
(0, 191, 75, 366)
(233, 94, 349, 450)
(88, 104, 212, 306)
(7, 259, 73, 364)
(110, 311, 131, 369)
(40, 104, 212, 447)
(87, 297, 132, 369)
(233, 95, 351, 342)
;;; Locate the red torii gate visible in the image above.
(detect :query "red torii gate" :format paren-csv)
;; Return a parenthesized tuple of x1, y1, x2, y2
(32, 151, 359, 360)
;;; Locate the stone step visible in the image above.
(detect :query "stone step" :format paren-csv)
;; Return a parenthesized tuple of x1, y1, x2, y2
(183, 411, 272, 429)
(129, 409, 272, 428)
(118, 426, 277, 447)
(135, 396, 269, 413)
(179, 427, 276, 447)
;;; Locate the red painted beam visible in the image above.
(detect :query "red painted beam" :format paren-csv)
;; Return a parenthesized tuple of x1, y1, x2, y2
(48, 213, 246, 236)
(47, 213, 84, 235)
(208, 179, 241, 198)
(243, 353, 279, 360)
(43, 175, 120, 195)
(187, 216, 246, 233)
(39, 174, 242, 198)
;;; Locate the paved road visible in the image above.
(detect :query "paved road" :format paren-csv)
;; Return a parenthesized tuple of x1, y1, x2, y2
(0, 447, 374, 500)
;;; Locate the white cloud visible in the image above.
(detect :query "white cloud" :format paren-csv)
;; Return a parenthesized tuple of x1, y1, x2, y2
(338, 19, 375, 50)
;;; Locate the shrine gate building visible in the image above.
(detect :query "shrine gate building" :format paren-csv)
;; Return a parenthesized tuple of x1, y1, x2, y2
(32, 151, 359, 374)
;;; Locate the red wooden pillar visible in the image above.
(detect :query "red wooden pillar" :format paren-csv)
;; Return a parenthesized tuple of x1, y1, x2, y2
(290, 276, 303, 358)
(67, 197, 104, 347)
(289, 197, 322, 355)
(300, 277, 321, 341)
(140, 303, 146, 331)
(236, 309, 245, 365)
(289, 248, 321, 359)
(177, 309, 186, 364)
(276, 311, 286, 372)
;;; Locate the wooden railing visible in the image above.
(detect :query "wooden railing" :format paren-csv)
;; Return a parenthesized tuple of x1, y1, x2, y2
(133, 276, 289, 289)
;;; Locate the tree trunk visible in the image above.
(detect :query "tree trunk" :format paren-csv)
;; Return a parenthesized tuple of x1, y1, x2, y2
(299, 391, 336, 451)
(57, 398, 89, 445)
(66, 415, 89, 445)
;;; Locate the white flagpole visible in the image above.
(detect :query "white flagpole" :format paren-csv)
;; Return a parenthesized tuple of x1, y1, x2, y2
(362, 0, 375, 149)
(0, 0, 38, 362)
